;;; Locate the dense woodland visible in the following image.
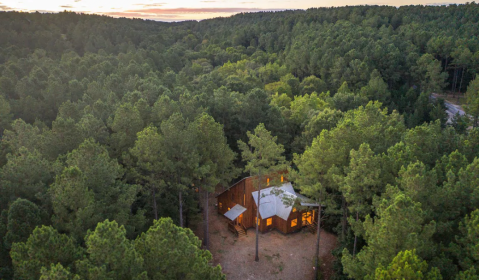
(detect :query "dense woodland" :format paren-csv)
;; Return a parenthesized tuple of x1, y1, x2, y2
(1, 3, 479, 279)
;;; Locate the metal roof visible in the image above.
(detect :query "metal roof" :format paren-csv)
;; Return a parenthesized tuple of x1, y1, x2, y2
(251, 182, 320, 220)
(224, 204, 247, 221)
(296, 193, 320, 207)
(252, 182, 296, 221)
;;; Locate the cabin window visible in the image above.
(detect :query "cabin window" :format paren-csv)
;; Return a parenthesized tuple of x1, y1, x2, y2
(291, 219, 297, 227)
(281, 175, 284, 182)
(219, 202, 222, 209)
(302, 211, 313, 225)
(228, 207, 231, 211)
(267, 177, 270, 186)
(255, 217, 260, 226)
(266, 218, 272, 226)
(292, 207, 297, 212)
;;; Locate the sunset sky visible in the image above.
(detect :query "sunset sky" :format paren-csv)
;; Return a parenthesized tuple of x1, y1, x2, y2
(0, 0, 467, 22)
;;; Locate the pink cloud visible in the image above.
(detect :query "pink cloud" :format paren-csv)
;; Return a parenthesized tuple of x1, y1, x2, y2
(124, 7, 283, 14)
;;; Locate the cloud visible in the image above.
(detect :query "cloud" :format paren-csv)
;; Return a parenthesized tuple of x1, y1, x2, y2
(102, 7, 284, 21)
(134, 3, 167, 7)
(124, 7, 283, 14)
(60, 5, 73, 8)
(426, 2, 455, 5)
(0, 4, 13, 10)
(74, 0, 81, 2)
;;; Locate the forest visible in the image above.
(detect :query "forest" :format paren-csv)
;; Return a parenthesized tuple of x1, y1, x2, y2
(1, 3, 479, 279)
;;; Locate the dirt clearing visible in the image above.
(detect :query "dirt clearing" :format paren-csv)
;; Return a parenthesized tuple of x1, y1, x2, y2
(194, 192, 338, 280)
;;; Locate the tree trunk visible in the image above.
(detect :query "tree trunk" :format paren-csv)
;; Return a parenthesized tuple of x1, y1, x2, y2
(452, 67, 458, 95)
(152, 187, 158, 220)
(179, 191, 183, 227)
(314, 202, 322, 280)
(255, 175, 262, 262)
(204, 189, 210, 250)
(353, 211, 358, 258)
(341, 196, 347, 242)
(459, 67, 465, 96)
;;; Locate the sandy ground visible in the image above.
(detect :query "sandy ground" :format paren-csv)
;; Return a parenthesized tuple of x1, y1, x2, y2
(194, 192, 338, 280)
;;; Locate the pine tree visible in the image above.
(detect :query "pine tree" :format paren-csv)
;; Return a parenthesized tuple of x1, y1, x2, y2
(238, 123, 287, 262)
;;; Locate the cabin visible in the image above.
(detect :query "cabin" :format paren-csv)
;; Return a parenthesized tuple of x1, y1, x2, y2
(216, 174, 319, 237)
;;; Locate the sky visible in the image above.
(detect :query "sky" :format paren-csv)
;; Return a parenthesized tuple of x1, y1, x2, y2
(0, 0, 468, 22)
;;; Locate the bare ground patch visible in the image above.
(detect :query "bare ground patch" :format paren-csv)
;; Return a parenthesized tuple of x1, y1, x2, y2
(194, 192, 338, 280)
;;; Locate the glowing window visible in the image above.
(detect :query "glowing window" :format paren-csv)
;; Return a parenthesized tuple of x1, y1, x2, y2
(302, 211, 313, 225)
(255, 217, 260, 226)
(291, 219, 297, 227)
(228, 207, 230, 211)
(281, 175, 284, 182)
(267, 218, 272, 226)
(219, 202, 222, 209)
(267, 177, 270, 186)
(292, 207, 297, 212)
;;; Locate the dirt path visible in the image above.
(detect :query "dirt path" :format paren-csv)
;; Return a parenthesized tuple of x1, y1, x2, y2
(195, 192, 338, 280)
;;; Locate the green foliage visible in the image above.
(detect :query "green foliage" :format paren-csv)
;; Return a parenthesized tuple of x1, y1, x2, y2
(414, 54, 448, 94)
(239, 123, 288, 182)
(0, 95, 12, 137)
(135, 217, 225, 280)
(10, 226, 82, 280)
(342, 187, 436, 279)
(1, 5, 479, 279)
(452, 209, 479, 272)
(0, 147, 52, 210)
(466, 76, 479, 127)
(4, 199, 45, 249)
(340, 143, 382, 217)
(40, 263, 81, 280)
(360, 70, 391, 104)
(76, 220, 145, 280)
(372, 250, 442, 280)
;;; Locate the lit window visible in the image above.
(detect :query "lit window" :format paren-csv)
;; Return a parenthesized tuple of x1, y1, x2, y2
(281, 175, 284, 182)
(292, 207, 297, 212)
(302, 211, 313, 225)
(291, 219, 297, 227)
(267, 178, 270, 186)
(267, 218, 272, 226)
(228, 207, 231, 211)
(255, 217, 260, 226)
(219, 202, 222, 209)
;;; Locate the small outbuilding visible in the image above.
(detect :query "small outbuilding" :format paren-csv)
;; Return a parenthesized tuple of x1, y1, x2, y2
(216, 174, 319, 236)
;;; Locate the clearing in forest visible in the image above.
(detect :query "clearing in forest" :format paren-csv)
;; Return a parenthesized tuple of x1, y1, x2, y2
(195, 193, 338, 280)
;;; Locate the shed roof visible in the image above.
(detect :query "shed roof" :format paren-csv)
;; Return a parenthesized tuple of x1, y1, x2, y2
(224, 204, 247, 221)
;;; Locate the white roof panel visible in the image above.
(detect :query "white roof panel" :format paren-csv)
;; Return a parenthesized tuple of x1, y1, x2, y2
(224, 204, 247, 221)
(252, 182, 296, 221)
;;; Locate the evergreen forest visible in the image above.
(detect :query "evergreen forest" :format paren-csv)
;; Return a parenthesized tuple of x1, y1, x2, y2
(1, 4, 479, 279)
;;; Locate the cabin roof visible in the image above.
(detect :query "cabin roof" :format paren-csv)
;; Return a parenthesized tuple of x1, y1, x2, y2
(215, 176, 252, 198)
(251, 182, 291, 220)
(224, 204, 247, 221)
(251, 182, 320, 221)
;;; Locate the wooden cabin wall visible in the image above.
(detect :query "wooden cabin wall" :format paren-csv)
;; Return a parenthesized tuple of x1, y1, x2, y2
(243, 177, 255, 229)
